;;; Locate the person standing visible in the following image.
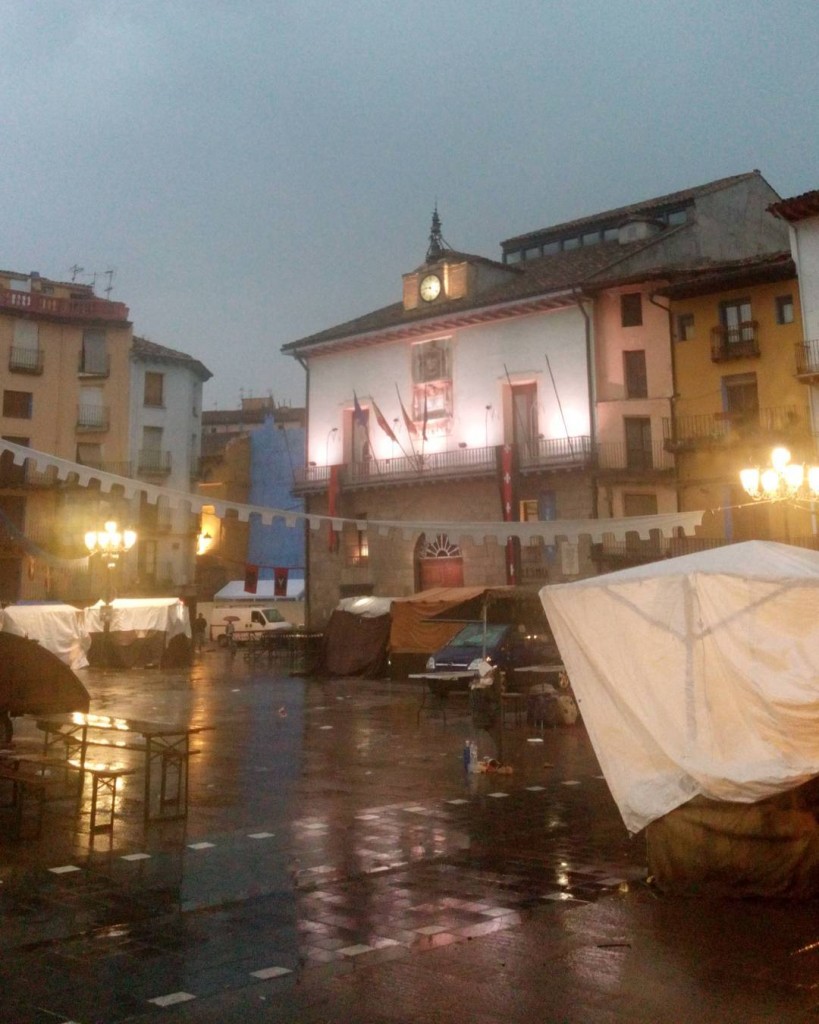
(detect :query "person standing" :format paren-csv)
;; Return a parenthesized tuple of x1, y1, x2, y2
(194, 613, 207, 653)
(225, 618, 236, 656)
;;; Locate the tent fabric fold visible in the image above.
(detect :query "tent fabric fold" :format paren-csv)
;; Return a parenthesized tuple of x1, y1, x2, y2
(541, 541, 819, 834)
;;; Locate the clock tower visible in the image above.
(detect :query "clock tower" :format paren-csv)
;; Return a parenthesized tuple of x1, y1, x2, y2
(402, 206, 518, 311)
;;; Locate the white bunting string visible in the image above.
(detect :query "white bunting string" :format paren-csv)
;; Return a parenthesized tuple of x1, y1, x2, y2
(0, 439, 705, 546)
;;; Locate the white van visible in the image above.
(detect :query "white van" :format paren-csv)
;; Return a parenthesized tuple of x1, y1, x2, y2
(209, 606, 293, 646)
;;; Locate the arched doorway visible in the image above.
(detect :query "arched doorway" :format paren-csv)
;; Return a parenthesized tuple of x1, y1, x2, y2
(415, 532, 464, 591)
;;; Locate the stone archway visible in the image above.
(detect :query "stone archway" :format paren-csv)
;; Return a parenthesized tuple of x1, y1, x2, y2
(415, 532, 464, 591)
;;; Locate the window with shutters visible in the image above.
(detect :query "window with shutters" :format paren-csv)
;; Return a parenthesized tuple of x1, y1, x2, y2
(144, 372, 164, 407)
(3, 390, 32, 419)
(80, 329, 109, 376)
(620, 293, 643, 327)
(624, 350, 648, 398)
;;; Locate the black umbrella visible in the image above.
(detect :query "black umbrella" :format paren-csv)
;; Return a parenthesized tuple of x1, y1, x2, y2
(0, 633, 90, 743)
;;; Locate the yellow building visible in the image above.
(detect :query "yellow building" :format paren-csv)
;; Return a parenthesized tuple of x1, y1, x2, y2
(660, 254, 809, 543)
(0, 270, 133, 600)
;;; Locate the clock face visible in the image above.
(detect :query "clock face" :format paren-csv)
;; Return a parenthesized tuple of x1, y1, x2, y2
(419, 274, 441, 302)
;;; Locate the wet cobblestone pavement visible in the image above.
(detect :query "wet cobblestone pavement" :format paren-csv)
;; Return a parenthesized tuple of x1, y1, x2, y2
(1, 649, 818, 1023)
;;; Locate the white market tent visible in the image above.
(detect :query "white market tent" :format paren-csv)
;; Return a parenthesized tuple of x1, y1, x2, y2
(0, 603, 91, 671)
(84, 597, 191, 639)
(540, 541, 819, 835)
(213, 577, 305, 602)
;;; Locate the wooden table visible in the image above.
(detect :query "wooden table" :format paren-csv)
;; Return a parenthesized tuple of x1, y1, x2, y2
(34, 712, 211, 824)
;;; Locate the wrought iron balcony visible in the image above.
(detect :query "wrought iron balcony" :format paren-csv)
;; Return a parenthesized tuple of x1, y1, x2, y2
(294, 444, 497, 493)
(518, 435, 592, 471)
(0, 287, 129, 322)
(9, 346, 44, 374)
(596, 440, 674, 473)
(78, 350, 110, 377)
(294, 436, 596, 493)
(710, 322, 760, 361)
(795, 340, 819, 380)
(137, 450, 172, 476)
(663, 405, 801, 451)
(76, 404, 110, 431)
(593, 535, 729, 566)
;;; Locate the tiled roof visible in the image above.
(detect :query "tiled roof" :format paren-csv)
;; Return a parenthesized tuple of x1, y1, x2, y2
(132, 335, 213, 380)
(281, 237, 674, 354)
(656, 252, 795, 299)
(281, 171, 781, 357)
(769, 189, 819, 223)
(501, 171, 761, 248)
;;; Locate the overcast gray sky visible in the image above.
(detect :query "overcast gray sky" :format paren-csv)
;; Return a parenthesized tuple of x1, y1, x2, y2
(3, 0, 818, 410)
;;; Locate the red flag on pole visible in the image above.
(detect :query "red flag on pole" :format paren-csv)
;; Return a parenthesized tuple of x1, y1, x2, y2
(328, 464, 340, 553)
(371, 399, 399, 445)
(397, 390, 418, 439)
(274, 567, 288, 597)
(353, 392, 368, 428)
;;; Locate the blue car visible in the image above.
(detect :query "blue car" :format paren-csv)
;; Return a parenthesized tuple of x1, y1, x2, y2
(425, 621, 558, 674)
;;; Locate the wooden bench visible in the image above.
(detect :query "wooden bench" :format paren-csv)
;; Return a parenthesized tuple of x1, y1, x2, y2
(84, 765, 136, 838)
(0, 762, 68, 839)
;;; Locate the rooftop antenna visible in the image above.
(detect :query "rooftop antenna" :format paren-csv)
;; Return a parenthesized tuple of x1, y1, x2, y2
(69, 264, 84, 282)
(104, 268, 116, 299)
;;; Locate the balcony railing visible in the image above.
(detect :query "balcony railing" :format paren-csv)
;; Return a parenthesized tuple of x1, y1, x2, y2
(0, 287, 129, 322)
(78, 351, 110, 377)
(711, 322, 760, 361)
(795, 340, 819, 379)
(295, 444, 498, 491)
(9, 346, 44, 374)
(294, 437, 595, 493)
(518, 435, 592, 470)
(76, 404, 110, 431)
(597, 440, 674, 473)
(663, 405, 800, 451)
(137, 449, 171, 476)
(76, 460, 132, 477)
(593, 535, 730, 565)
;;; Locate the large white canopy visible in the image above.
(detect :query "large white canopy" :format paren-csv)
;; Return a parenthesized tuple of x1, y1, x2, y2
(540, 541, 819, 834)
(1, 603, 91, 671)
(86, 597, 191, 639)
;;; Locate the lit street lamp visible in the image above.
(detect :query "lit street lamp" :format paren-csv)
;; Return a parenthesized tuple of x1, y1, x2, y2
(85, 520, 137, 666)
(740, 446, 819, 502)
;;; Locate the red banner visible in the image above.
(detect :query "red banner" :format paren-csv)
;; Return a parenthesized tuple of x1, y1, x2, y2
(244, 563, 259, 594)
(328, 464, 340, 553)
(496, 444, 520, 585)
(274, 567, 288, 596)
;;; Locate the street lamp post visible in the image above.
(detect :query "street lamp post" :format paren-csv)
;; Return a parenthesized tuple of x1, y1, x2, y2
(85, 520, 137, 668)
(740, 447, 819, 502)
